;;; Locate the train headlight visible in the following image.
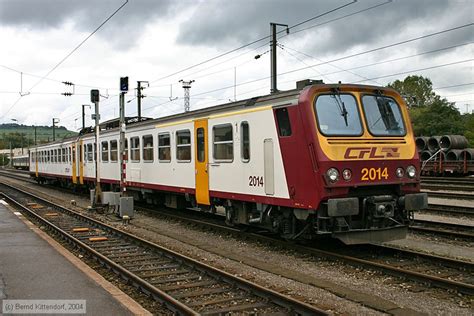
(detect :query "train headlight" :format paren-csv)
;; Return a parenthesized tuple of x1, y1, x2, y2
(396, 167, 404, 178)
(406, 165, 416, 178)
(342, 169, 352, 181)
(326, 168, 339, 183)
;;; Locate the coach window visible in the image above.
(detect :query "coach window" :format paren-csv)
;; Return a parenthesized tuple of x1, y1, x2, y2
(55, 149, 59, 162)
(275, 108, 292, 137)
(62, 148, 66, 162)
(69, 147, 72, 163)
(176, 130, 191, 162)
(197, 128, 205, 162)
(130, 137, 140, 162)
(213, 124, 233, 162)
(158, 133, 171, 162)
(241, 121, 250, 162)
(87, 143, 93, 162)
(142, 135, 153, 162)
(110, 140, 118, 162)
(101, 141, 109, 162)
(83, 145, 87, 162)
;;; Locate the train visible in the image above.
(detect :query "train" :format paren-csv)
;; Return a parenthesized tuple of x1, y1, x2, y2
(27, 79, 428, 244)
(12, 154, 29, 170)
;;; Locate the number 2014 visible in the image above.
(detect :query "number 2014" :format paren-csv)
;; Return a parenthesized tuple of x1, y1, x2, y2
(361, 167, 388, 181)
(249, 176, 264, 187)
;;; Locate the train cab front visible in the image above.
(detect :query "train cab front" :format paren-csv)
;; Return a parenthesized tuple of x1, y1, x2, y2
(306, 84, 428, 244)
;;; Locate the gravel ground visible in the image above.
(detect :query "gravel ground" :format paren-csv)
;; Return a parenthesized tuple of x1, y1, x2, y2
(3, 177, 473, 315)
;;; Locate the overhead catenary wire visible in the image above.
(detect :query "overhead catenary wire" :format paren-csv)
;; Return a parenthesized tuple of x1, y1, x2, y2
(0, 0, 129, 121)
(149, 0, 357, 84)
(148, 0, 392, 89)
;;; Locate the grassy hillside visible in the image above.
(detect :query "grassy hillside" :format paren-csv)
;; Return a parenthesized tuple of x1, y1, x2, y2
(0, 123, 77, 149)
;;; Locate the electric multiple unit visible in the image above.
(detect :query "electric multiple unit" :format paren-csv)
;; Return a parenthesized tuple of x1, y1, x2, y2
(29, 80, 428, 244)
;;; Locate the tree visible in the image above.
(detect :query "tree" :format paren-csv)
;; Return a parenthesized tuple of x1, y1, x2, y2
(389, 75, 438, 107)
(388, 75, 472, 145)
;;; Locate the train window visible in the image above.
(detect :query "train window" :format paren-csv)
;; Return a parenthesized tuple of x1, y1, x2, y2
(362, 95, 406, 136)
(87, 144, 93, 162)
(62, 148, 66, 162)
(213, 124, 233, 162)
(241, 122, 250, 162)
(55, 149, 58, 162)
(275, 108, 292, 137)
(110, 140, 118, 162)
(142, 135, 153, 162)
(158, 133, 171, 162)
(69, 147, 72, 163)
(101, 141, 109, 162)
(315, 94, 362, 136)
(196, 128, 205, 163)
(176, 130, 191, 162)
(130, 137, 140, 162)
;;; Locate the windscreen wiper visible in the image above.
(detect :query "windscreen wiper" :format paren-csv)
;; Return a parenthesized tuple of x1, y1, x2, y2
(331, 88, 348, 126)
(375, 95, 398, 130)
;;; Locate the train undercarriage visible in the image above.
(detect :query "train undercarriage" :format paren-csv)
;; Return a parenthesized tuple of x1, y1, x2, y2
(33, 175, 427, 245)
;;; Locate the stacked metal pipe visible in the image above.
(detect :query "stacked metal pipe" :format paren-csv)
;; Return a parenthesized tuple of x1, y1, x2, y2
(415, 135, 472, 161)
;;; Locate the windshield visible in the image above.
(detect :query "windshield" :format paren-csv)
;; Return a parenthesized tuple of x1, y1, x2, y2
(362, 95, 406, 136)
(315, 94, 362, 136)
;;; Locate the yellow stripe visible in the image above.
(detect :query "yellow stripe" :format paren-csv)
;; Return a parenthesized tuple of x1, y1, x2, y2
(155, 106, 272, 129)
(208, 105, 272, 119)
(155, 119, 193, 129)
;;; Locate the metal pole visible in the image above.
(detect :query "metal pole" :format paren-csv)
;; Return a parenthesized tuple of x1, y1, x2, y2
(119, 92, 126, 196)
(9, 141, 12, 168)
(269, 22, 288, 94)
(94, 99, 102, 205)
(137, 81, 142, 119)
(82, 105, 86, 130)
(52, 118, 56, 141)
(270, 23, 277, 94)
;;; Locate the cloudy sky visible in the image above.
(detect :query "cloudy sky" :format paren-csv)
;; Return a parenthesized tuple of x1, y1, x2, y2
(0, 0, 472, 131)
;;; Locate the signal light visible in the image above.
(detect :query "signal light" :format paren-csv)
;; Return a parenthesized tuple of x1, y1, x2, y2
(90, 89, 100, 103)
(120, 77, 129, 92)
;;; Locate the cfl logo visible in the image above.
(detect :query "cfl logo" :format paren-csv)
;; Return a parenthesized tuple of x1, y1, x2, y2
(344, 147, 400, 159)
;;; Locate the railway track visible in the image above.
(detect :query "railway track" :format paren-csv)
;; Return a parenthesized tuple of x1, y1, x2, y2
(423, 204, 474, 217)
(411, 219, 474, 240)
(421, 176, 474, 193)
(421, 190, 474, 201)
(1, 172, 473, 295)
(0, 183, 325, 315)
(421, 176, 474, 185)
(132, 205, 474, 296)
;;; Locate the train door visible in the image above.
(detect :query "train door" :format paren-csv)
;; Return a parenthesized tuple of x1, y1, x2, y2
(72, 143, 77, 184)
(79, 140, 84, 185)
(35, 149, 38, 177)
(194, 119, 210, 205)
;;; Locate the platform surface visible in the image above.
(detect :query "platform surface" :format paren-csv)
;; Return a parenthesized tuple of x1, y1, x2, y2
(0, 202, 132, 315)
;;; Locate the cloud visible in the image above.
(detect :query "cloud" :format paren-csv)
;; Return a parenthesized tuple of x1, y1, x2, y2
(176, 0, 469, 57)
(0, 0, 178, 48)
